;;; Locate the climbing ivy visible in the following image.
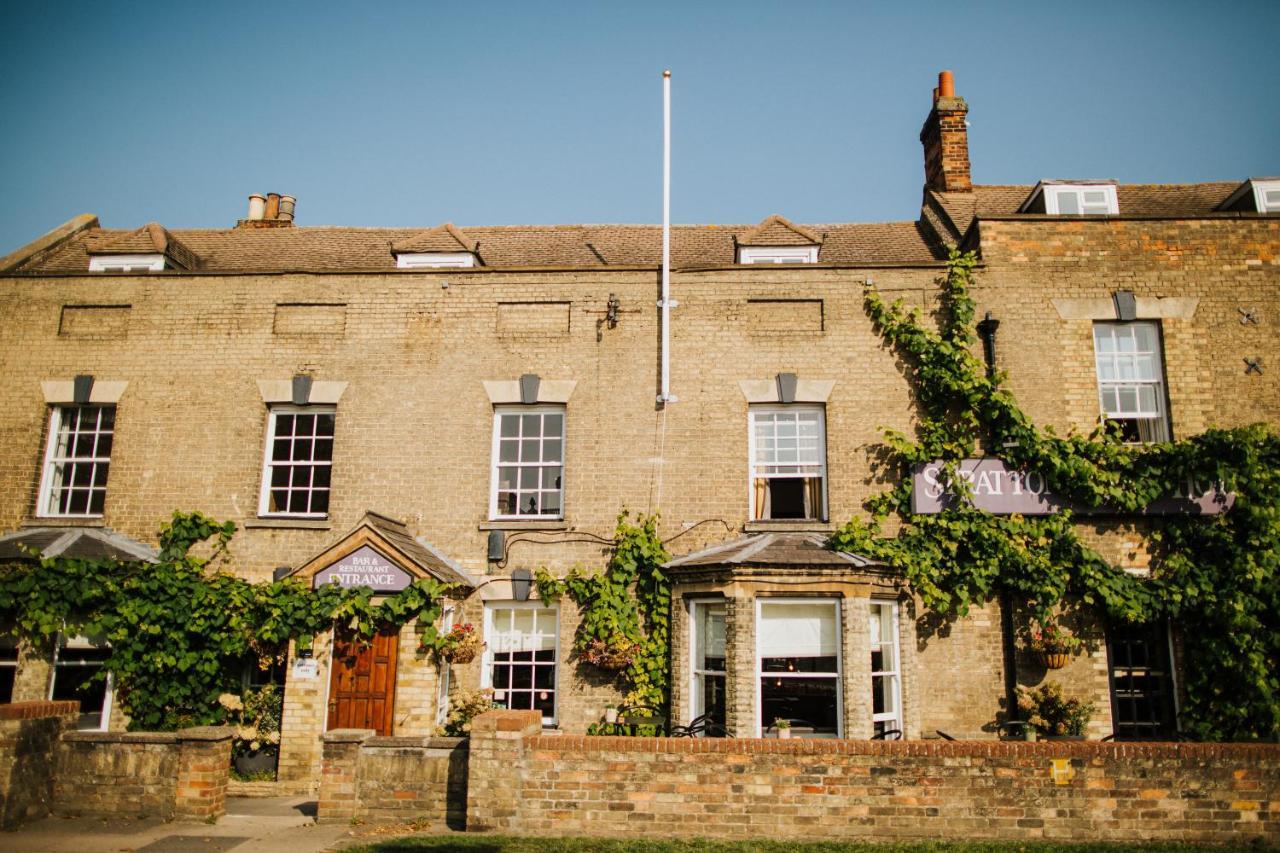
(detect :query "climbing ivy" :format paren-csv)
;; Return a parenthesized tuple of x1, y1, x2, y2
(829, 248, 1280, 741)
(535, 511, 671, 710)
(0, 512, 451, 730)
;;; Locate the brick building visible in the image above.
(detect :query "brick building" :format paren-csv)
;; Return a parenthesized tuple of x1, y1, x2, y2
(0, 72, 1276, 784)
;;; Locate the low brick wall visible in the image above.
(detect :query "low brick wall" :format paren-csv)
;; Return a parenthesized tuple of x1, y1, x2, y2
(54, 725, 233, 822)
(0, 701, 79, 829)
(319, 729, 467, 828)
(465, 710, 1280, 844)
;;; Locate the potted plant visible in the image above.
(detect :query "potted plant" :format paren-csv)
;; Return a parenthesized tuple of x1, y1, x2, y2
(604, 706, 619, 724)
(1027, 622, 1082, 669)
(431, 622, 483, 664)
(220, 684, 283, 777)
(581, 637, 642, 671)
(774, 718, 792, 739)
(1016, 682, 1095, 740)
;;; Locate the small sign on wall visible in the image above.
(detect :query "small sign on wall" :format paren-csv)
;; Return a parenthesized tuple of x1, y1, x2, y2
(292, 658, 318, 680)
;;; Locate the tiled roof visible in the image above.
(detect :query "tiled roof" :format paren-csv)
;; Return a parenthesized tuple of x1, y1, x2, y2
(361, 511, 477, 589)
(736, 215, 822, 246)
(665, 532, 886, 570)
(86, 222, 202, 270)
(9, 220, 945, 273)
(930, 182, 1244, 238)
(390, 222, 478, 254)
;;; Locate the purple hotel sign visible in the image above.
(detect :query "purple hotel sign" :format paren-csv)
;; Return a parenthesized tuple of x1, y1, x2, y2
(912, 458, 1233, 516)
(313, 545, 413, 591)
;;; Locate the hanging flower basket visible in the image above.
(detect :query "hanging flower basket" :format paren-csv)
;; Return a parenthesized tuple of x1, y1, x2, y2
(1039, 651, 1071, 670)
(582, 638, 641, 671)
(431, 623, 483, 664)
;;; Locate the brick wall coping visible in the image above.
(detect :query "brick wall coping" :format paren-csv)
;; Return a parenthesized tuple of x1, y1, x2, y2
(62, 725, 233, 745)
(323, 728, 377, 743)
(363, 735, 468, 750)
(527, 735, 1280, 760)
(0, 700, 79, 720)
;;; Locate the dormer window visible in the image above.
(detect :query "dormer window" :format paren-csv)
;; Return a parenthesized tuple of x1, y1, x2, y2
(1021, 182, 1119, 216)
(1219, 178, 1280, 214)
(738, 246, 819, 265)
(395, 252, 476, 269)
(88, 254, 166, 272)
(735, 215, 822, 265)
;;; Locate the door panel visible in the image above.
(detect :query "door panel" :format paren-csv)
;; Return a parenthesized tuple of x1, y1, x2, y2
(327, 625, 398, 735)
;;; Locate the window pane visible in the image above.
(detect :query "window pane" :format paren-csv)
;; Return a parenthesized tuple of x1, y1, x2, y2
(499, 440, 518, 462)
(542, 439, 562, 462)
(1056, 192, 1080, 214)
(521, 414, 540, 436)
(315, 413, 336, 436)
(760, 676, 838, 735)
(521, 439, 540, 462)
(759, 602, 837, 659)
(543, 413, 563, 436)
(500, 415, 519, 438)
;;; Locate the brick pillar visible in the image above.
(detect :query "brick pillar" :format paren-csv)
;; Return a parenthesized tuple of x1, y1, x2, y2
(318, 728, 373, 823)
(173, 726, 233, 822)
(0, 701, 78, 829)
(465, 709, 540, 833)
(724, 595, 756, 737)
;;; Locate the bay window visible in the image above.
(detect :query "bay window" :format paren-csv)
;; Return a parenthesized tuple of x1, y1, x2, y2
(757, 599, 840, 737)
(869, 601, 903, 737)
(690, 601, 726, 730)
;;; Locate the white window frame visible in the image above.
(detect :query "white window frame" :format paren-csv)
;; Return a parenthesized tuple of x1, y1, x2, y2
(748, 404, 827, 521)
(1092, 321, 1171, 443)
(489, 405, 566, 520)
(869, 600, 903, 737)
(481, 601, 560, 726)
(754, 598, 843, 739)
(88, 254, 166, 272)
(49, 634, 114, 732)
(396, 252, 475, 269)
(37, 404, 115, 519)
(435, 607, 456, 729)
(738, 246, 818, 265)
(257, 404, 336, 518)
(1251, 180, 1280, 213)
(0, 639, 17, 704)
(1043, 184, 1119, 216)
(688, 599, 727, 727)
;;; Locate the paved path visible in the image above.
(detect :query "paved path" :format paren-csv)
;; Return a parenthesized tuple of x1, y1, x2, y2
(4, 796, 360, 853)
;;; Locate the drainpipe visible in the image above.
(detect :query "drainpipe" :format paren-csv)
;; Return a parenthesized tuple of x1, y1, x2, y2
(977, 311, 1019, 722)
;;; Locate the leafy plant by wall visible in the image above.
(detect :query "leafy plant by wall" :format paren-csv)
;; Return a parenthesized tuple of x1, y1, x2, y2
(830, 249, 1280, 741)
(0, 512, 450, 730)
(535, 511, 671, 710)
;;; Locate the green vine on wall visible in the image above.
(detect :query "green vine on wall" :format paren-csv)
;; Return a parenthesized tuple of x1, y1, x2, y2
(535, 511, 671, 710)
(829, 248, 1280, 741)
(0, 512, 451, 730)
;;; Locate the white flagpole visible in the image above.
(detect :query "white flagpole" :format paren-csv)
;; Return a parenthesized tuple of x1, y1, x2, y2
(659, 69, 675, 405)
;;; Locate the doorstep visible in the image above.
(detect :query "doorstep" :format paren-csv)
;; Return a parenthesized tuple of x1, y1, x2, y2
(228, 778, 315, 798)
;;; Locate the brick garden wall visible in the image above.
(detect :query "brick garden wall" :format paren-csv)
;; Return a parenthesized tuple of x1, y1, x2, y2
(461, 710, 1280, 844)
(53, 725, 232, 822)
(318, 730, 467, 827)
(0, 700, 78, 829)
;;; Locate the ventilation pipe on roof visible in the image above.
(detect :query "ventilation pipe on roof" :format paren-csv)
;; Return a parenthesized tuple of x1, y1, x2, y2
(264, 193, 281, 220)
(279, 195, 296, 222)
(247, 194, 266, 221)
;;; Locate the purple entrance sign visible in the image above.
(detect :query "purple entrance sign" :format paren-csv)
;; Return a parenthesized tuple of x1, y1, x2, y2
(312, 545, 413, 591)
(911, 459, 1233, 516)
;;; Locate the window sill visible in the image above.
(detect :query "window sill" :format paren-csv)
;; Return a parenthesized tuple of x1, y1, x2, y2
(23, 518, 106, 528)
(743, 520, 835, 533)
(478, 520, 568, 531)
(244, 518, 332, 530)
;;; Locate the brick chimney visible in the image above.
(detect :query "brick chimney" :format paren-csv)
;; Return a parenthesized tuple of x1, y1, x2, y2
(919, 70, 971, 193)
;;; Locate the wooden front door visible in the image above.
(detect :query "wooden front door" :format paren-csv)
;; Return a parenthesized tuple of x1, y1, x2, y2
(327, 625, 398, 735)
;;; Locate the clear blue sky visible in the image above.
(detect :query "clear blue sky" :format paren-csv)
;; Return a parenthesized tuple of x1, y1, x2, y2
(1, 1, 1276, 252)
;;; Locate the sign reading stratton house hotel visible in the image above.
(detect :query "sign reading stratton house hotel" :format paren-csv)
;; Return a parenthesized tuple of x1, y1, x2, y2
(912, 459, 1234, 516)
(312, 545, 413, 591)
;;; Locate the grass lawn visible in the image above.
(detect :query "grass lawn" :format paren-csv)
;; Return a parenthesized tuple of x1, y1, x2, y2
(344, 837, 1260, 852)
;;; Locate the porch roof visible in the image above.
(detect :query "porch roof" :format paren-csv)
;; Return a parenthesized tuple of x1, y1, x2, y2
(664, 532, 886, 570)
(0, 526, 158, 563)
